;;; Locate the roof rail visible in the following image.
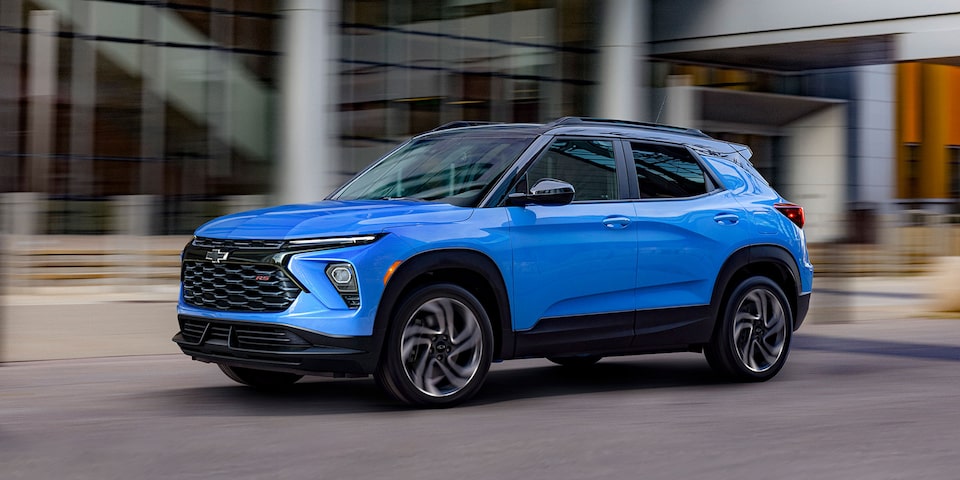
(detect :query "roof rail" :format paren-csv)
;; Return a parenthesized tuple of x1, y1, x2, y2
(547, 116, 709, 138)
(430, 121, 504, 132)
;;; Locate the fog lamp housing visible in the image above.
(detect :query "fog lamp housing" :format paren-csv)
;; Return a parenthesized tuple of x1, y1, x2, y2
(325, 263, 360, 309)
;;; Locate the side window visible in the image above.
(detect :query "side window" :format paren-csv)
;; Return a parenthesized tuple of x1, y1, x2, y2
(632, 143, 710, 199)
(525, 139, 618, 201)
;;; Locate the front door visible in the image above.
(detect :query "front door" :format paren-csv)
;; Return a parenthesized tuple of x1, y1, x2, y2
(508, 138, 637, 356)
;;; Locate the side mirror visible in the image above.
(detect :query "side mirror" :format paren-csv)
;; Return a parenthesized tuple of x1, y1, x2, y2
(507, 179, 576, 206)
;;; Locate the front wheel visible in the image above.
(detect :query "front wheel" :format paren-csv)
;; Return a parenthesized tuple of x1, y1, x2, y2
(218, 364, 303, 390)
(375, 284, 493, 407)
(705, 276, 792, 382)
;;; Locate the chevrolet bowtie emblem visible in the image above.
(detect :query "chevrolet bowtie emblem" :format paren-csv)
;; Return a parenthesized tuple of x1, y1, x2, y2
(205, 248, 230, 263)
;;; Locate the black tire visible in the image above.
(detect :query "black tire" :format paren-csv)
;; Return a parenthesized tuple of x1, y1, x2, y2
(547, 355, 602, 368)
(218, 364, 303, 390)
(375, 283, 493, 407)
(705, 276, 793, 382)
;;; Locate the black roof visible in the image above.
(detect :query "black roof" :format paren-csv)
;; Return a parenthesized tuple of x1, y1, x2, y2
(545, 116, 710, 138)
(427, 117, 711, 140)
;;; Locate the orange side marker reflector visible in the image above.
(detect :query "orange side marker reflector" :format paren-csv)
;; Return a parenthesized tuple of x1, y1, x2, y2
(384, 260, 403, 285)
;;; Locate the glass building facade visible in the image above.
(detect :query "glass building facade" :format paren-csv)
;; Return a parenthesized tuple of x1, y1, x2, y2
(1, 0, 605, 235)
(1, 0, 279, 234)
(338, 0, 599, 172)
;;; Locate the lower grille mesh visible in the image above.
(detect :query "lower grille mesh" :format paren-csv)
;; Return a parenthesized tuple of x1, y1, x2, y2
(179, 318, 312, 352)
(182, 261, 301, 313)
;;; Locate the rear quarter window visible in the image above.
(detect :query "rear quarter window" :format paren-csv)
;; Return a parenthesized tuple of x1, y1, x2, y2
(631, 143, 710, 199)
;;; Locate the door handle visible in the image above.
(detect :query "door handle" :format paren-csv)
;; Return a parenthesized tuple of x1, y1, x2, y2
(714, 213, 740, 225)
(603, 216, 631, 229)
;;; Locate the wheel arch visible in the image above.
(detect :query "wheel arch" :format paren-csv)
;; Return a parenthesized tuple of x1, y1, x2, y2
(710, 244, 802, 336)
(374, 248, 513, 361)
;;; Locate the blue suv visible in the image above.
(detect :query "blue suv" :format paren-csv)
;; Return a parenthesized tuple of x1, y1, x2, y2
(174, 117, 813, 407)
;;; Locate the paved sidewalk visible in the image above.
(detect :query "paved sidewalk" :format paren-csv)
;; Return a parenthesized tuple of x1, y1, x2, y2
(2, 285, 181, 363)
(0, 275, 956, 363)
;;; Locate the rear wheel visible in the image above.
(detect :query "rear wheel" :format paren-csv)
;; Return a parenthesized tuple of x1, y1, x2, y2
(375, 284, 493, 407)
(218, 365, 303, 390)
(705, 276, 792, 381)
(547, 355, 602, 368)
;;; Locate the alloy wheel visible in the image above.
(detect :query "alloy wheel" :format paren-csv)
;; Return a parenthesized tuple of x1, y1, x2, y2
(400, 297, 484, 397)
(732, 288, 787, 373)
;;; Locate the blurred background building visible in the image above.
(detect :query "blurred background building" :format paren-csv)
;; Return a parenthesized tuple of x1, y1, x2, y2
(2, 0, 960, 246)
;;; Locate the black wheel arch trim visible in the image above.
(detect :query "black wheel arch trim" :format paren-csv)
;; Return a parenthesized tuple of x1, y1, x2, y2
(374, 248, 513, 361)
(710, 244, 804, 334)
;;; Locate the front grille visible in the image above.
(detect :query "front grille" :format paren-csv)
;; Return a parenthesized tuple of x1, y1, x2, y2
(192, 237, 285, 249)
(182, 261, 301, 312)
(179, 318, 312, 352)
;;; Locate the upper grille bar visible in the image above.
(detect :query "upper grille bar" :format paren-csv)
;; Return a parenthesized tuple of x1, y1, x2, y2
(192, 237, 286, 250)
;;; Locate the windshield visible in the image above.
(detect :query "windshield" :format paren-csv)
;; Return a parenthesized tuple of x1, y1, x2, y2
(333, 135, 533, 207)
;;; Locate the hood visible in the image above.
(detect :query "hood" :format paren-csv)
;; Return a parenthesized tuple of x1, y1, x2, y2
(195, 200, 474, 239)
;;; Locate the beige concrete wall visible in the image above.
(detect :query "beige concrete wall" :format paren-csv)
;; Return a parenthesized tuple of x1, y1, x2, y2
(927, 256, 960, 312)
(782, 105, 847, 243)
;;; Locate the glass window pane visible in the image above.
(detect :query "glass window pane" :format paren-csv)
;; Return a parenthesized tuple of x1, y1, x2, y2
(526, 139, 618, 201)
(94, 43, 142, 173)
(632, 143, 708, 199)
(233, 16, 273, 50)
(91, 1, 142, 39)
(336, 135, 532, 206)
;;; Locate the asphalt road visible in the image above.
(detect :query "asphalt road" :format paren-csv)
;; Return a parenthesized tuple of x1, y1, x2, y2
(3, 315, 960, 480)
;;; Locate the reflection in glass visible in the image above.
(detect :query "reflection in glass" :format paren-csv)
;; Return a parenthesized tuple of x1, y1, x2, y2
(335, 135, 532, 206)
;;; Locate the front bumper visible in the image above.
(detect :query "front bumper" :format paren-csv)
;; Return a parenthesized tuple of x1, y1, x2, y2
(172, 315, 381, 376)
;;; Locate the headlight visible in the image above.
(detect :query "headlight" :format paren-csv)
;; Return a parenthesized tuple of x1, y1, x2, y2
(325, 263, 360, 309)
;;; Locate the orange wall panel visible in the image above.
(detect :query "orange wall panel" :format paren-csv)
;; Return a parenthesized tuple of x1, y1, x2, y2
(898, 63, 921, 144)
(920, 64, 950, 198)
(896, 63, 921, 198)
(947, 67, 960, 147)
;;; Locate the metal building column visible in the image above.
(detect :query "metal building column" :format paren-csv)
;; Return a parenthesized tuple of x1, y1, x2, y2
(24, 10, 58, 235)
(596, 0, 648, 121)
(853, 64, 896, 214)
(662, 74, 698, 128)
(278, 0, 341, 204)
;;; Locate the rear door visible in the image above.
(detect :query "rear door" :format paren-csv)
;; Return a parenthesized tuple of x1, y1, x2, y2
(628, 142, 753, 340)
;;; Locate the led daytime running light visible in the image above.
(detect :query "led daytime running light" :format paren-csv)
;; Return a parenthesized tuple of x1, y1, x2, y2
(289, 235, 378, 247)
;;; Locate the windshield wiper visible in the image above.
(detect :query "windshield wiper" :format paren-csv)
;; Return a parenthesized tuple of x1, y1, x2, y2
(379, 196, 428, 202)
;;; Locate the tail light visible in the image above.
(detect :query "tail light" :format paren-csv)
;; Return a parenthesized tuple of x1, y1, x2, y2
(774, 203, 804, 229)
